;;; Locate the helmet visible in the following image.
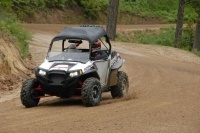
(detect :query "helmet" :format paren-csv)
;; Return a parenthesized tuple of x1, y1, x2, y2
(68, 44, 76, 49)
(92, 40, 101, 49)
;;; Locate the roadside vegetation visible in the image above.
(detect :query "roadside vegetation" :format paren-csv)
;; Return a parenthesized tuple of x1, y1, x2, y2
(0, 0, 199, 57)
(117, 0, 200, 56)
(0, 0, 197, 23)
(116, 26, 194, 51)
(0, 4, 31, 58)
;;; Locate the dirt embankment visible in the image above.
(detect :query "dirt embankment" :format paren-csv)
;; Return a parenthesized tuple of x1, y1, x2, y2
(0, 34, 33, 92)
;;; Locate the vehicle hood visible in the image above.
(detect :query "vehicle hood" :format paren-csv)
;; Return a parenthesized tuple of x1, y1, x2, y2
(38, 59, 93, 73)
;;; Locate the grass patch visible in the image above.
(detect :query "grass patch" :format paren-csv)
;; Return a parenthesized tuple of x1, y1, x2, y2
(116, 30, 136, 43)
(191, 49, 200, 56)
(0, 14, 31, 58)
(135, 27, 175, 46)
(116, 26, 194, 52)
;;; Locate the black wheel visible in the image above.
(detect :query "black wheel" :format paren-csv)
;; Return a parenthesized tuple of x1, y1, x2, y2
(20, 78, 41, 108)
(111, 71, 129, 98)
(81, 77, 102, 107)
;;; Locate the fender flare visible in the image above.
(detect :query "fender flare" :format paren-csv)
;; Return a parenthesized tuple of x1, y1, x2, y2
(80, 69, 100, 80)
(111, 59, 125, 70)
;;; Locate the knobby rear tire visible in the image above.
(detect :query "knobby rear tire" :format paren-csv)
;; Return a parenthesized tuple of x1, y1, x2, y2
(111, 71, 129, 98)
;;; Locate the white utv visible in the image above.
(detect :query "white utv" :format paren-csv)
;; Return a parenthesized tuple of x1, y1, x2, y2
(20, 25, 129, 108)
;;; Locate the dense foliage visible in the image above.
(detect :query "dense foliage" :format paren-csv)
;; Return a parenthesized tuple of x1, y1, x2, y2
(0, 0, 197, 23)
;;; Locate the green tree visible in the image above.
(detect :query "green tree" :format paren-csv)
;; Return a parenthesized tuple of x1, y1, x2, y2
(174, 0, 185, 48)
(188, 0, 200, 50)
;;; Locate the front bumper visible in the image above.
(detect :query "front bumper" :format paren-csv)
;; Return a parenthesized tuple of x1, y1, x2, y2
(35, 69, 80, 98)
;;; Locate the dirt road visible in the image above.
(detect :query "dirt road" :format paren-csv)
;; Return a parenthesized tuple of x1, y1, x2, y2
(1, 24, 200, 133)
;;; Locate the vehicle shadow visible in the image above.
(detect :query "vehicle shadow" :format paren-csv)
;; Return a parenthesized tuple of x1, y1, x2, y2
(38, 96, 114, 107)
(38, 91, 137, 107)
(39, 97, 83, 107)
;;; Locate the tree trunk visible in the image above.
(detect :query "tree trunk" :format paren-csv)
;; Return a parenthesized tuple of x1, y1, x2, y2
(106, 0, 119, 41)
(193, 13, 200, 50)
(174, 0, 185, 48)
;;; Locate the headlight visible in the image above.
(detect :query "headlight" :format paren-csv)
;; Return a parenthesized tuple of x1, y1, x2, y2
(39, 70, 46, 76)
(69, 70, 82, 77)
(69, 71, 78, 77)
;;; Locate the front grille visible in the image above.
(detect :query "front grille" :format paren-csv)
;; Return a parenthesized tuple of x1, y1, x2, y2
(49, 74, 65, 83)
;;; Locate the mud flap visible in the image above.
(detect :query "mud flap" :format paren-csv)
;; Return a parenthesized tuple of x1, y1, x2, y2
(109, 59, 125, 87)
(109, 69, 118, 87)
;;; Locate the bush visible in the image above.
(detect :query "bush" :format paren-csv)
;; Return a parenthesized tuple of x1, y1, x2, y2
(12, 0, 46, 19)
(9, 0, 103, 21)
(46, 0, 69, 8)
(180, 25, 194, 51)
(77, 0, 101, 20)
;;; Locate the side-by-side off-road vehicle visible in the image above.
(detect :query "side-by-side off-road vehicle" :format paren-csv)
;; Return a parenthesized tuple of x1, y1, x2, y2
(20, 25, 129, 108)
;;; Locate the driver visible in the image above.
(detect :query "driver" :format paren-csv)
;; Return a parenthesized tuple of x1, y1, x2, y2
(68, 44, 77, 49)
(91, 40, 107, 60)
(92, 40, 101, 50)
